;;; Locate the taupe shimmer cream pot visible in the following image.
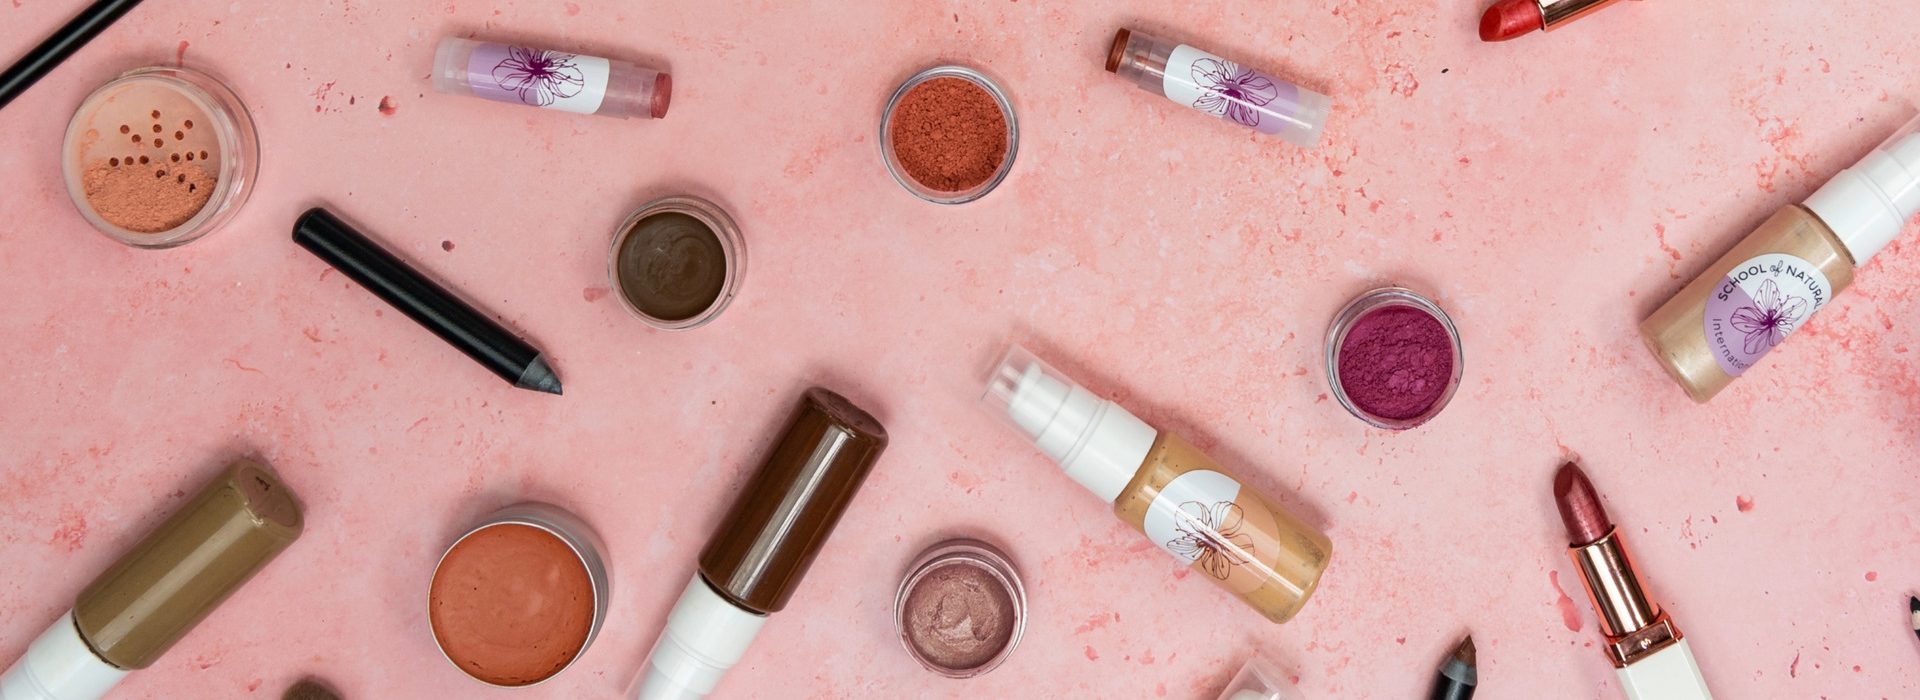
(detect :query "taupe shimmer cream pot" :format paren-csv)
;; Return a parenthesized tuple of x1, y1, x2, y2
(893, 539, 1026, 678)
(609, 195, 745, 330)
(428, 503, 609, 687)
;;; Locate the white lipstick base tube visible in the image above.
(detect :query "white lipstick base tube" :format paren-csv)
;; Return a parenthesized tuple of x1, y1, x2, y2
(1616, 638, 1712, 700)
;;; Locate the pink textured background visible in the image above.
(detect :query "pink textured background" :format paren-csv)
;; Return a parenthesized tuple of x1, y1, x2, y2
(2, 1, 1918, 698)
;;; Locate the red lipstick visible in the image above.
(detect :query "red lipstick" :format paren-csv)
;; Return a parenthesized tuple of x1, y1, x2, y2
(1479, 0, 1627, 42)
(1552, 463, 1712, 698)
(1553, 462, 1610, 545)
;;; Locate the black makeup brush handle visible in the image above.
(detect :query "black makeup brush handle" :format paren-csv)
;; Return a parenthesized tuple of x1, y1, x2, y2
(0, 0, 147, 110)
(293, 207, 558, 394)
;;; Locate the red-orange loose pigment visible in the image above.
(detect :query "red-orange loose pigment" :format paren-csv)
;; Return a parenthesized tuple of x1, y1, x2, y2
(889, 77, 1008, 192)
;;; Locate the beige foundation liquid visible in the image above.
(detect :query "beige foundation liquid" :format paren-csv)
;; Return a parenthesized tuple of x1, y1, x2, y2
(1641, 116, 1920, 402)
(1113, 433, 1331, 623)
(985, 345, 1331, 624)
(1641, 207, 1855, 401)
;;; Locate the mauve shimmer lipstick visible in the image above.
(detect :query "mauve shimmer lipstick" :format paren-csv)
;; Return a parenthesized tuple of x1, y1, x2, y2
(1553, 462, 1714, 700)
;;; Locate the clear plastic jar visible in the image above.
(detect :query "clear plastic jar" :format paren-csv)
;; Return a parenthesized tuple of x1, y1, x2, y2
(1324, 287, 1464, 430)
(62, 66, 258, 248)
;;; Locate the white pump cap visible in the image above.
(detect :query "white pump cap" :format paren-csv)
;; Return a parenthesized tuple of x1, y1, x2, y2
(0, 611, 128, 700)
(629, 575, 768, 700)
(1804, 113, 1920, 264)
(982, 344, 1157, 504)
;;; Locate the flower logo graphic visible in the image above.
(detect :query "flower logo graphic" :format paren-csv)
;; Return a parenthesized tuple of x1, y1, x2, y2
(491, 47, 587, 107)
(1165, 500, 1255, 580)
(1189, 58, 1279, 128)
(1728, 279, 1808, 355)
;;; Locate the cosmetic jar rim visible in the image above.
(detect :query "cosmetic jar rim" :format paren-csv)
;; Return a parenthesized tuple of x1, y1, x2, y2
(1323, 286, 1465, 431)
(61, 65, 258, 249)
(428, 502, 610, 688)
(608, 194, 747, 331)
(892, 537, 1028, 678)
(879, 65, 1019, 205)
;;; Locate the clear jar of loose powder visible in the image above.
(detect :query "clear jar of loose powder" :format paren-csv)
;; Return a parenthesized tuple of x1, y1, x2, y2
(62, 66, 258, 248)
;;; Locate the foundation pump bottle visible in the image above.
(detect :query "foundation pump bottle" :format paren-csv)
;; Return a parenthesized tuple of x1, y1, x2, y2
(1643, 115, 1920, 402)
(983, 345, 1332, 624)
(632, 388, 888, 700)
(1, 460, 303, 700)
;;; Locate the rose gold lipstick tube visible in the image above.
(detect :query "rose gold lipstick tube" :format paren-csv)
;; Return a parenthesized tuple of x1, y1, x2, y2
(1541, 0, 1626, 30)
(1568, 529, 1713, 699)
(1570, 529, 1677, 666)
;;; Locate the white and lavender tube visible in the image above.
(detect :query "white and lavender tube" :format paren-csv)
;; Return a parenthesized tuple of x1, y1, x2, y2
(433, 37, 670, 120)
(1105, 28, 1330, 147)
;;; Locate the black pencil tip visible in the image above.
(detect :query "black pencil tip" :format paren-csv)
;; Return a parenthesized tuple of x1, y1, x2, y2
(1910, 595, 1919, 615)
(518, 357, 562, 395)
(1452, 635, 1476, 666)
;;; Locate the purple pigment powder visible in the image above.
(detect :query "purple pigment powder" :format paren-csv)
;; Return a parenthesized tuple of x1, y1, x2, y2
(1337, 306, 1454, 421)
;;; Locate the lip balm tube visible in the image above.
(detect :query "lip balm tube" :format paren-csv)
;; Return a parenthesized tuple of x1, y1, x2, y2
(1105, 28, 1330, 147)
(1, 459, 303, 700)
(432, 37, 670, 119)
(630, 388, 888, 700)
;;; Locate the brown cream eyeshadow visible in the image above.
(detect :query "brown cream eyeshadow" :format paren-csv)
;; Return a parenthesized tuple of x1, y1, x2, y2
(901, 563, 1016, 671)
(429, 524, 595, 686)
(615, 211, 726, 321)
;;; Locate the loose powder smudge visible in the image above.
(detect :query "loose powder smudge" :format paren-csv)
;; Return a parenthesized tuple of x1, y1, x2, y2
(888, 77, 1007, 192)
(902, 563, 1016, 671)
(1337, 306, 1454, 421)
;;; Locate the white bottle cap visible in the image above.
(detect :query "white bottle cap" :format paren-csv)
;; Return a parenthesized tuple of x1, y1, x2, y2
(981, 344, 1157, 504)
(1804, 113, 1920, 265)
(628, 575, 768, 700)
(0, 611, 128, 700)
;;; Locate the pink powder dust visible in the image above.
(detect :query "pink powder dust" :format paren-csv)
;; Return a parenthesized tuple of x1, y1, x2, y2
(1336, 306, 1454, 421)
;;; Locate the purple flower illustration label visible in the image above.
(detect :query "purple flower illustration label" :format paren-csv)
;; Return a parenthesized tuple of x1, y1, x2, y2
(1141, 470, 1281, 596)
(466, 43, 611, 115)
(1161, 45, 1302, 136)
(1703, 253, 1831, 376)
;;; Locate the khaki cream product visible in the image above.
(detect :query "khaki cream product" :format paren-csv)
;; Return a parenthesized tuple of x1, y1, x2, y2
(631, 388, 888, 700)
(1642, 114, 1920, 402)
(1, 460, 303, 700)
(983, 344, 1332, 624)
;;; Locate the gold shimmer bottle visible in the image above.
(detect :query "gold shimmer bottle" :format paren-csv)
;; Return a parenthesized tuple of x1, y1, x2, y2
(983, 345, 1332, 623)
(1, 460, 303, 700)
(1642, 115, 1920, 402)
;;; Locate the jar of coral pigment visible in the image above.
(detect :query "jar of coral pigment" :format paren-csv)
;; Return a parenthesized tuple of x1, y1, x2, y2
(428, 503, 609, 687)
(880, 66, 1017, 204)
(1325, 287, 1463, 430)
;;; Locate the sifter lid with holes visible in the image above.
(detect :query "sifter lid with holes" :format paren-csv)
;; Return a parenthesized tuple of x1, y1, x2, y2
(60, 66, 259, 249)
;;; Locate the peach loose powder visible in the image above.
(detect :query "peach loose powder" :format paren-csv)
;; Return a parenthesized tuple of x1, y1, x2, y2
(429, 524, 595, 686)
(68, 77, 223, 234)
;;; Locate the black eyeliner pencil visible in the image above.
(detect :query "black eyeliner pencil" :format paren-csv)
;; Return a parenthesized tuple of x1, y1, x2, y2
(293, 207, 561, 395)
(1429, 636, 1477, 700)
(1909, 596, 1918, 643)
(0, 0, 146, 110)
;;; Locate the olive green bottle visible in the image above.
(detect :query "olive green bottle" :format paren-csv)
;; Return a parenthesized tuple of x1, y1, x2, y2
(1, 459, 303, 700)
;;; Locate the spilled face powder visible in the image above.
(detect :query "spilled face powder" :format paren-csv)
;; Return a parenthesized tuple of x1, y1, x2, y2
(610, 196, 745, 330)
(894, 539, 1025, 678)
(63, 67, 257, 248)
(429, 505, 608, 687)
(881, 67, 1017, 204)
(1325, 288, 1463, 430)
